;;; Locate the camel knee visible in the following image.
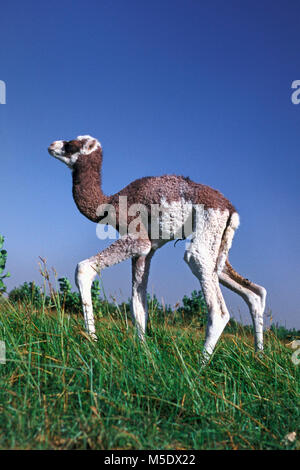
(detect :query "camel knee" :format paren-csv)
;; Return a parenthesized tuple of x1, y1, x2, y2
(75, 259, 97, 291)
(222, 309, 230, 325)
(258, 286, 267, 312)
(184, 249, 212, 277)
(248, 284, 266, 314)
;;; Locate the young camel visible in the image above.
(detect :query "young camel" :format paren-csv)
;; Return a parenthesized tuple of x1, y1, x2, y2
(48, 135, 266, 359)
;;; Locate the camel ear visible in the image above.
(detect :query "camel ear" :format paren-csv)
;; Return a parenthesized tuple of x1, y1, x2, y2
(77, 136, 101, 155)
(83, 139, 97, 154)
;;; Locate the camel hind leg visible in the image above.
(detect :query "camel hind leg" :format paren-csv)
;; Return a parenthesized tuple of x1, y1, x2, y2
(219, 260, 266, 351)
(184, 207, 232, 359)
(184, 247, 230, 359)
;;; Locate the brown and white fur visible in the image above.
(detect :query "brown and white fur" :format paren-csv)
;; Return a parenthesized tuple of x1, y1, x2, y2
(48, 135, 266, 360)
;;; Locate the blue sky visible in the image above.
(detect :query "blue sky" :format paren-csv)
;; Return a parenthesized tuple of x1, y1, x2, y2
(0, 0, 299, 327)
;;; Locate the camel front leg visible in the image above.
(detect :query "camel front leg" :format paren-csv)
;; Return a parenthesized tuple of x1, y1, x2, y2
(75, 235, 152, 339)
(75, 261, 98, 339)
(131, 251, 154, 340)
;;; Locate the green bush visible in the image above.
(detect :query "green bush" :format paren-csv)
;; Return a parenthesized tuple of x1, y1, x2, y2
(58, 277, 106, 316)
(8, 277, 107, 316)
(57, 277, 81, 313)
(270, 323, 300, 341)
(178, 290, 208, 325)
(8, 281, 45, 308)
(0, 235, 10, 295)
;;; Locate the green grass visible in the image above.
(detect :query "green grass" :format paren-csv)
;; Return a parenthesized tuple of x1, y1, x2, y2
(0, 298, 299, 450)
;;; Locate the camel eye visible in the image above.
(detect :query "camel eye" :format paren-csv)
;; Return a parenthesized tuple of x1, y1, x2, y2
(65, 141, 79, 154)
(64, 142, 72, 154)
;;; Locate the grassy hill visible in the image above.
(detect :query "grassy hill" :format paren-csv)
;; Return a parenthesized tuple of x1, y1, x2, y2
(0, 293, 299, 450)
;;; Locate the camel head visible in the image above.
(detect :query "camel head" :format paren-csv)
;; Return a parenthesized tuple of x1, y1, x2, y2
(48, 135, 101, 169)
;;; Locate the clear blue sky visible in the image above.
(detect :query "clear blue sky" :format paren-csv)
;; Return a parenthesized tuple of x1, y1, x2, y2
(1, 0, 299, 328)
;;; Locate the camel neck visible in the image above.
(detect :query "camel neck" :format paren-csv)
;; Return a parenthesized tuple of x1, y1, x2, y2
(72, 162, 109, 222)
